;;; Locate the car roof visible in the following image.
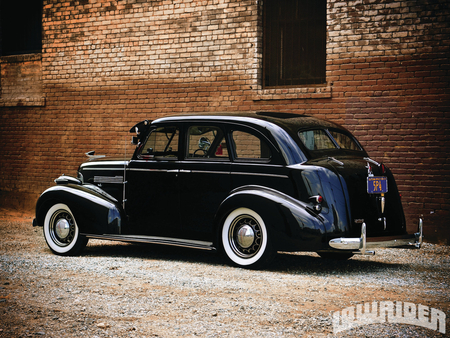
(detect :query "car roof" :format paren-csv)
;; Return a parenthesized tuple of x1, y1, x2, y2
(152, 111, 347, 135)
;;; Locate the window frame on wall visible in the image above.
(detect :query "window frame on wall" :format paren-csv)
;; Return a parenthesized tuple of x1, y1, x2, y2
(0, 0, 43, 56)
(262, 0, 327, 89)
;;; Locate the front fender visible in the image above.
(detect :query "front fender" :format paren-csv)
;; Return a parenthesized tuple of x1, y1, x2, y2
(35, 183, 124, 235)
(216, 185, 328, 252)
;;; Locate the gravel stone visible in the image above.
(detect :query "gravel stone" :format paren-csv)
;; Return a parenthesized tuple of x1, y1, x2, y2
(0, 213, 449, 337)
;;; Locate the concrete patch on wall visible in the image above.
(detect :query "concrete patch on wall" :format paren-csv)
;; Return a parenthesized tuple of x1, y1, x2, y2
(0, 53, 45, 107)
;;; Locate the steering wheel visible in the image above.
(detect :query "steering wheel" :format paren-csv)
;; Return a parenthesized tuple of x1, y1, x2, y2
(193, 149, 207, 157)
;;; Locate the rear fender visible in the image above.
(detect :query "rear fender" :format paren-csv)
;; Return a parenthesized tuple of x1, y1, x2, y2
(215, 185, 328, 252)
(35, 184, 123, 235)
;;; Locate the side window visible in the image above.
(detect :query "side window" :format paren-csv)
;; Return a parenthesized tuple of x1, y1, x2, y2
(231, 130, 272, 161)
(140, 126, 179, 159)
(187, 126, 229, 159)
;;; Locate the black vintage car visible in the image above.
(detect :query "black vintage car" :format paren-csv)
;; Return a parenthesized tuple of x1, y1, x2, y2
(33, 112, 422, 268)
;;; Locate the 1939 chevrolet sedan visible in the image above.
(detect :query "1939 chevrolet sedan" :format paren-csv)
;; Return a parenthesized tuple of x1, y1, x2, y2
(33, 112, 423, 268)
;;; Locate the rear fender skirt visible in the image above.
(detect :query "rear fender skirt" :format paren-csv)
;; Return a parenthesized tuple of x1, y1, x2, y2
(35, 184, 124, 235)
(216, 185, 328, 251)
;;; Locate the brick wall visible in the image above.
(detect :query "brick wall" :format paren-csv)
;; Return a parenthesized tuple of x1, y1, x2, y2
(0, 0, 449, 242)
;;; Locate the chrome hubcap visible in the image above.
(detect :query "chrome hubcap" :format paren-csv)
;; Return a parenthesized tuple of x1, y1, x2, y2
(237, 225, 255, 249)
(55, 219, 70, 239)
(229, 215, 262, 258)
(50, 210, 75, 247)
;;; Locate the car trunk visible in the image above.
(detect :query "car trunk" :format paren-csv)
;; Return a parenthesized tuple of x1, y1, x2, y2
(311, 157, 407, 238)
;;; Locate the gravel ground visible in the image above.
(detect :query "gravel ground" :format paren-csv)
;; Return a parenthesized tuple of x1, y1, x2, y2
(0, 209, 449, 337)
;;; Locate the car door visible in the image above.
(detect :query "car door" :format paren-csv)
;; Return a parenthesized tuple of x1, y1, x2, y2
(178, 123, 232, 241)
(229, 126, 296, 197)
(125, 125, 181, 236)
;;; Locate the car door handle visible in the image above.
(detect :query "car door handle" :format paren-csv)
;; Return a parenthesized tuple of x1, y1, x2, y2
(167, 169, 179, 173)
(179, 170, 191, 173)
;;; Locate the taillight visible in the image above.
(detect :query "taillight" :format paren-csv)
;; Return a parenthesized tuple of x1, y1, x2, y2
(310, 195, 323, 204)
(309, 195, 323, 213)
(381, 163, 386, 174)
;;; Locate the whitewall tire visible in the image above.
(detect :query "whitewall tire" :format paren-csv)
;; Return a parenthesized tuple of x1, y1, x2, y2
(221, 207, 274, 268)
(43, 203, 88, 255)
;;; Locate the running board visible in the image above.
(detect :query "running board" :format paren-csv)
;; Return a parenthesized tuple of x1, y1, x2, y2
(82, 233, 216, 251)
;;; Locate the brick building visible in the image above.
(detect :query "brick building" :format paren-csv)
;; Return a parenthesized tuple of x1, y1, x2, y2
(0, 0, 449, 243)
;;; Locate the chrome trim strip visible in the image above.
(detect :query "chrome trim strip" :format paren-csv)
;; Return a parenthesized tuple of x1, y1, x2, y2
(83, 168, 126, 171)
(191, 170, 230, 175)
(127, 168, 169, 172)
(232, 172, 289, 179)
(81, 161, 128, 167)
(83, 234, 216, 251)
(127, 168, 286, 178)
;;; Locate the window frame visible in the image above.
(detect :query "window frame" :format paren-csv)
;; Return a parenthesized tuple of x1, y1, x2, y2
(0, 0, 43, 56)
(262, 0, 327, 89)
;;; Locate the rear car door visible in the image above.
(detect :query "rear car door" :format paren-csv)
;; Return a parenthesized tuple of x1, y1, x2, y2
(229, 126, 295, 197)
(178, 123, 232, 241)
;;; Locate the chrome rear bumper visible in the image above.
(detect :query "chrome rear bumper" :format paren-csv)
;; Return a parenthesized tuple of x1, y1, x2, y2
(328, 218, 423, 255)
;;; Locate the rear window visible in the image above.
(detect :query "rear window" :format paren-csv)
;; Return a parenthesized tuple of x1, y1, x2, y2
(299, 129, 362, 152)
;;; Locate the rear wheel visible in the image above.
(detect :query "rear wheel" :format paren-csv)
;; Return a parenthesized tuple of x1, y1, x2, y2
(43, 203, 88, 255)
(221, 207, 274, 268)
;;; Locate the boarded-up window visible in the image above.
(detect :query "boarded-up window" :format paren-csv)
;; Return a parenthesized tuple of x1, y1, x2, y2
(263, 0, 326, 88)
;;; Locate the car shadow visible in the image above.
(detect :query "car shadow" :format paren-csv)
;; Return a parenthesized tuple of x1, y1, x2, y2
(81, 241, 406, 275)
(82, 241, 226, 266)
(268, 252, 406, 276)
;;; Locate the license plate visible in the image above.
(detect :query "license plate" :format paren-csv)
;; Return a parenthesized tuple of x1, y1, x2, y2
(367, 176, 388, 194)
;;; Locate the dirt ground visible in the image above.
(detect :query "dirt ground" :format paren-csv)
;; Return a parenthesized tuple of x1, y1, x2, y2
(0, 207, 449, 337)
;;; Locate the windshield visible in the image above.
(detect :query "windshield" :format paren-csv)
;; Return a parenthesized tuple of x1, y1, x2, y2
(298, 129, 362, 152)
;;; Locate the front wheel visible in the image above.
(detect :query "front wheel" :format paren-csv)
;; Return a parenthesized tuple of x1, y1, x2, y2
(221, 207, 274, 269)
(43, 203, 88, 256)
